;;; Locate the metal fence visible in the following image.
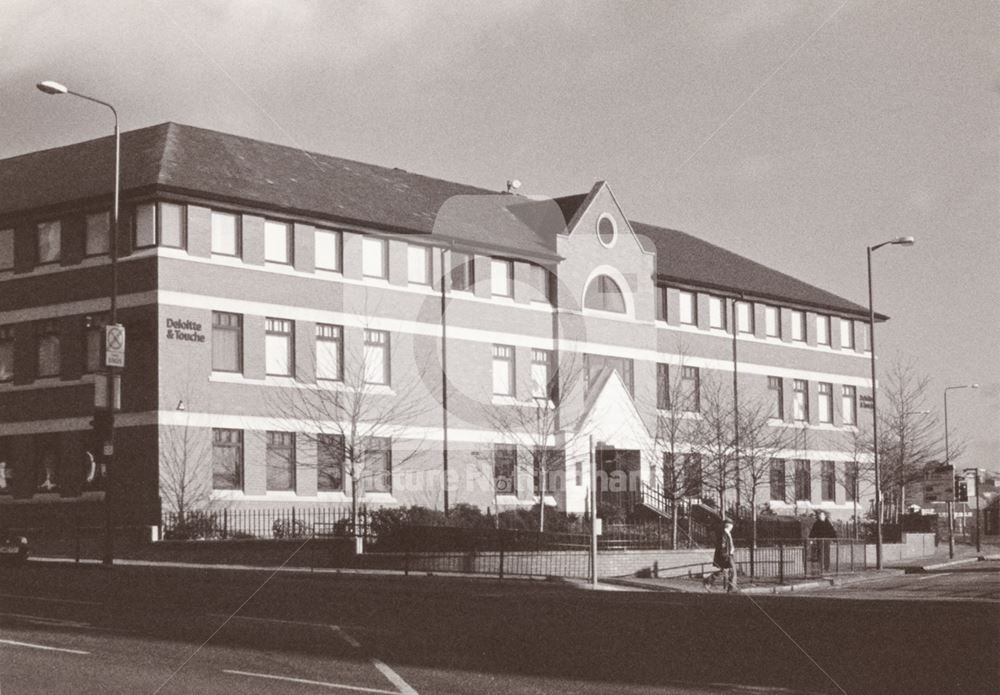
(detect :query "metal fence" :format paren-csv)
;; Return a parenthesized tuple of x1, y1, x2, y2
(161, 507, 365, 540)
(732, 539, 868, 582)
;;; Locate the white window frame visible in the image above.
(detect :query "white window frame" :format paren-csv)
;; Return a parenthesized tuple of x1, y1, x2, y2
(708, 296, 726, 330)
(793, 379, 809, 422)
(133, 204, 156, 249)
(0, 325, 14, 383)
(841, 385, 857, 425)
(531, 349, 552, 400)
(790, 310, 806, 342)
(211, 211, 241, 257)
(816, 314, 831, 346)
(265, 318, 294, 377)
(315, 229, 342, 272)
(490, 258, 513, 297)
(362, 237, 387, 279)
(316, 323, 343, 382)
(839, 318, 855, 349)
(493, 344, 515, 396)
(678, 291, 697, 325)
(764, 305, 780, 338)
(363, 329, 390, 385)
(736, 301, 754, 334)
(264, 220, 292, 264)
(407, 244, 431, 285)
(818, 382, 833, 424)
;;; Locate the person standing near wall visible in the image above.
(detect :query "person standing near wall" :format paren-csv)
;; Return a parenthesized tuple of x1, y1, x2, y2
(705, 518, 737, 592)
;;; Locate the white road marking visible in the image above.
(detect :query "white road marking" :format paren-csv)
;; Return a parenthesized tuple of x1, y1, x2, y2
(916, 572, 951, 581)
(372, 659, 418, 695)
(0, 638, 90, 655)
(223, 670, 397, 693)
(334, 626, 419, 694)
(0, 592, 101, 606)
(0, 612, 91, 628)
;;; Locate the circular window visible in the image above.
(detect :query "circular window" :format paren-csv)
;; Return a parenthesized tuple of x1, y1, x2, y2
(597, 215, 617, 247)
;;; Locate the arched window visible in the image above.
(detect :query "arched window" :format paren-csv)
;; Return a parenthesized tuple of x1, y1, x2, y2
(584, 275, 626, 313)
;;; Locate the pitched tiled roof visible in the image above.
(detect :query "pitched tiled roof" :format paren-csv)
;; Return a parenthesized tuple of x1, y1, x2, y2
(631, 220, 873, 318)
(0, 122, 871, 316)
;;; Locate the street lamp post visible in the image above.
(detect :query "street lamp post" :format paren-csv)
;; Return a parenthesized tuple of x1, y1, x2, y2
(37, 81, 120, 568)
(867, 236, 914, 570)
(944, 383, 979, 558)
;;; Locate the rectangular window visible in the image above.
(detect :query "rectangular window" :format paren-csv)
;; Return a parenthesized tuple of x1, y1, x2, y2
(407, 244, 431, 285)
(841, 385, 857, 425)
(450, 252, 474, 291)
(37, 220, 61, 264)
(708, 295, 726, 329)
(790, 310, 806, 342)
(133, 203, 156, 249)
(0, 228, 13, 270)
(160, 202, 186, 249)
(816, 314, 831, 346)
(0, 326, 13, 382)
(363, 329, 389, 385)
(493, 344, 515, 396)
(84, 314, 108, 374)
(212, 429, 243, 490)
(533, 447, 561, 496)
(769, 459, 786, 501)
(212, 312, 242, 373)
(839, 318, 855, 349)
(681, 366, 700, 412)
(656, 363, 670, 410)
(494, 443, 517, 495)
(858, 321, 871, 353)
(845, 462, 859, 502)
(490, 258, 513, 297)
(678, 291, 697, 325)
(655, 285, 668, 321)
(768, 376, 784, 420)
(211, 211, 240, 256)
(316, 323, 343, 381)
(85, 212, 110, 256)
(362, 237, 387, 278)
(736, 301, 754, 334)
(531, 349, 552, 400)
(793, 379, 809, 422)
(583, 353, 634, 397)
(264, 220, 292, 264)
(531, 264, 554, 303)
(684, 453, 703, 497)
(818, 382, 833, 423)
(363, 437, 392, 493)
(317, 434, 345, 492)
(315, 229, 342, 271)
(764, 305, 780, 338)
(794, 460, 812, 501)
(36, 319, 60, 378)
(821, 461, 836, 501)
(266, 431, 295, 491)
(265, 318, 294, 376)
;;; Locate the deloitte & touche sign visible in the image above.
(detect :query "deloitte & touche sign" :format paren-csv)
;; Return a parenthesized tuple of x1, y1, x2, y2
(165, 318, 206, 343)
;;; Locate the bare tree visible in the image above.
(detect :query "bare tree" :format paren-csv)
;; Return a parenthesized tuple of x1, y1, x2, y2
(837, 426, 875, 539)
(734, 396, 796, 567)
(159, 378, 212, 516)
(269, 319, 434, 535)
(640, 351, 702, 548)
(689, 375, 737, 515)
(481, 352, 589, 531)
(876, 358, 947, 522)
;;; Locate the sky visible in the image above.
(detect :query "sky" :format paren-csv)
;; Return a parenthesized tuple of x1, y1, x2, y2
(1, 0, 997, 468)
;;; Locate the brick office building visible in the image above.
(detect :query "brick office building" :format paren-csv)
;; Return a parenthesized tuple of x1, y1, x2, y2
(0, 123, 879, 527)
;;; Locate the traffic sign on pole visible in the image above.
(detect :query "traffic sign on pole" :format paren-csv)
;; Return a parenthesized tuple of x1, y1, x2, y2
(105, 324, 125, 368)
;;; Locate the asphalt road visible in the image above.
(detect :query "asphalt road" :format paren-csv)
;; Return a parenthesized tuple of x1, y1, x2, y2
(0, 561, 997, 694)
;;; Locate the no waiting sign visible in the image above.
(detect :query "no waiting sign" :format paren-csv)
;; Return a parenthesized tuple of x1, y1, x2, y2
(105, 324, 125, 368)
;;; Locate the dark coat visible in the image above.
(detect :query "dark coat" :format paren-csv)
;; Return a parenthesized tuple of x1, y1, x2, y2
(713, 530, 734, 568)
(810, 519, 837, 539)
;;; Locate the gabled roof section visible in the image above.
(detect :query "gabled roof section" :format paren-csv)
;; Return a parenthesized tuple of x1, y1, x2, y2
(0, 122, 559, 258)
(633, 220, 875, 318)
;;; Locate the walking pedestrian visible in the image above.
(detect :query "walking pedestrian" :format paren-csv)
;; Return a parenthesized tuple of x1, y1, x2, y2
(809, 510, 837, 570)
(705, 518, 737, 592)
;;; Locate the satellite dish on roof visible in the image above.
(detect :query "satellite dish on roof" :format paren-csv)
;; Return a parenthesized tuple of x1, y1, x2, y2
(506, 179, 522, 193)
